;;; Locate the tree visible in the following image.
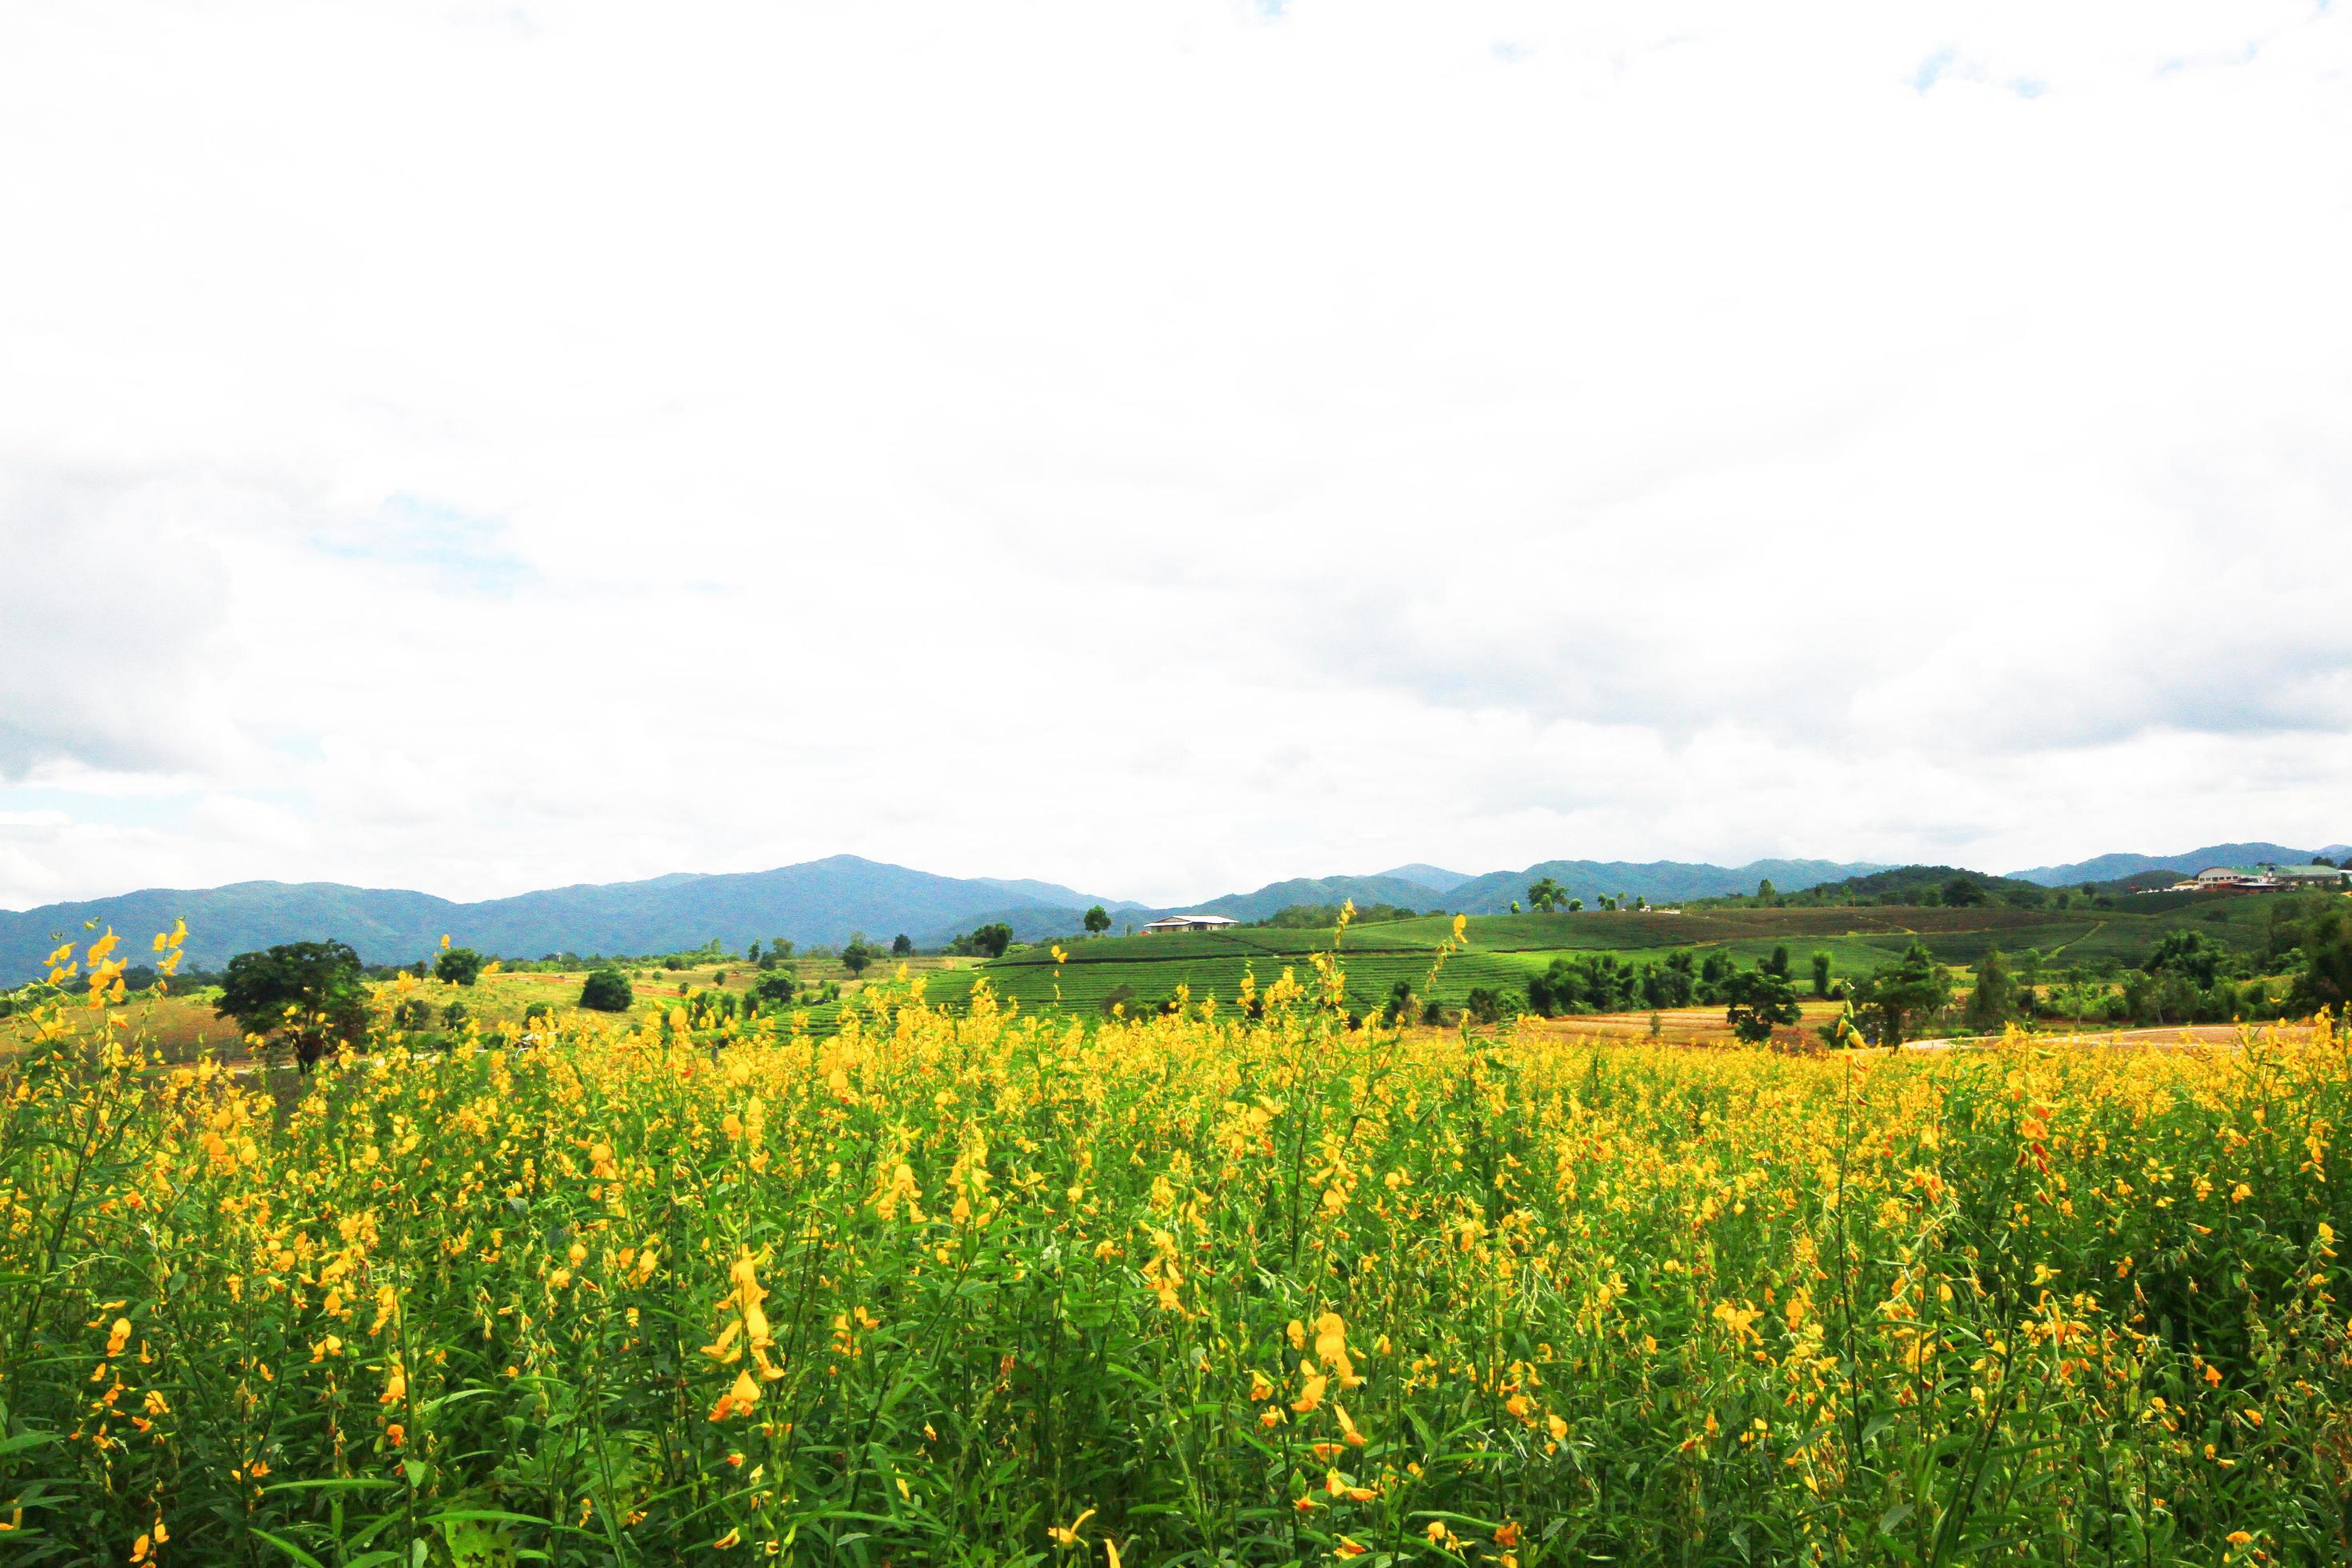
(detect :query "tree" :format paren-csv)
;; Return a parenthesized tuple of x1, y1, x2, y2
(746, 939, 762, 962)
(434, 946, 486, 986)
(441, 1002, 470, 1033)
(390, 998, 431, 1033)
(1463, 986, 1519, 1026)
(1810, 950, 1833, 998)
(750, 970, 798, 1008)
(1083, 905, 1112, 937)
(1527, 878, 1566, 913)
(1723, 966, 1802, 1044)
(769, 938, 794, 962)
(216, 941, 368, 1071)
(2145, 929, 2222, 989)
(840, 940, 874, 977)
(578, 969, 634, 1012)
(1764, 945, 1791, 979)
(2289, 905, 2352, 1018)
(892, 933, 913, 956)
(1963, 948, 2020, 1031)
(1942, 876, 1988, 908)
(1756, 878, 1778, 903)
(1566, 898, 1583, 914)
(1850, 940, 1952, 1046)
(1382, 979, 1418, 1025)
(970, 922, 1014, 959)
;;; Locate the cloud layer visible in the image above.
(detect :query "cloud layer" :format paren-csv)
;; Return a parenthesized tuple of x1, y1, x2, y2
(2, 1, 2348, 909)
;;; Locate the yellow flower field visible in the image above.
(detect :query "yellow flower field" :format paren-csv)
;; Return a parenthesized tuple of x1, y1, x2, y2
(2, 934, 2348, 1565)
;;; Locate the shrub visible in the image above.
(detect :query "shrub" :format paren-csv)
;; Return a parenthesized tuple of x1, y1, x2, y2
(434, 947, 486, 986)
(578, 969, 634, 1012)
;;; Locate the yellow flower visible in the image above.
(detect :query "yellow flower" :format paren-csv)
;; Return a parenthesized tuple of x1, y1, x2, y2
(106, 1318, 131, 1357)
(1048, 1506, 1098, 1547)
(710, 1368, 761, 1422)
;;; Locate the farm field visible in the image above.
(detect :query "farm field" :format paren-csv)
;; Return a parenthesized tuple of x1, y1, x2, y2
(4, 931, 2350, 1566)
(914, 902, 2265, 1022)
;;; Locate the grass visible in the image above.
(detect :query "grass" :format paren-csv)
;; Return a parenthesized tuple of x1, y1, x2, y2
(4, 930, 2350, 1566)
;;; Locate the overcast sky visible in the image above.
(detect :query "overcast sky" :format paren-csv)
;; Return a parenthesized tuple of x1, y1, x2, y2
(2, 1, 2348, 910)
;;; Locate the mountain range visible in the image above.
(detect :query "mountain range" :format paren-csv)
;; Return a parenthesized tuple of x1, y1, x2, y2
(2006, 842, 2352, 887)
(1, 841, 2342, 982)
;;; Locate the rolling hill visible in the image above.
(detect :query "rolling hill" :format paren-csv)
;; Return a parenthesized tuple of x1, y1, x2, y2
(12, 839, 2335, 986)
(1441, 858, 1885, 913)
(0, 856, 1128, 979)
(2006, 842, 2349, 886)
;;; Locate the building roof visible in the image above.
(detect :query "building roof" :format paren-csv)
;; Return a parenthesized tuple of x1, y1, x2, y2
(1141, 913, 1238, 928)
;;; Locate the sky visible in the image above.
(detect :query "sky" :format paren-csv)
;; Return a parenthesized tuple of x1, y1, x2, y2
(2, 0, 2349, 911)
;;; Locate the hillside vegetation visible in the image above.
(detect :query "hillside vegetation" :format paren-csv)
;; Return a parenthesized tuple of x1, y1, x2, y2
(919, 894, 2310, 1030)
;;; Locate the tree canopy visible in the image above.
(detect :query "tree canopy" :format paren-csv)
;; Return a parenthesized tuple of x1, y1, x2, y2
(215, 941, 368, 1070)
(578, 969, 634, 1012)
(434, 946, 486, 986)
(1722, 966, 1802, 1044)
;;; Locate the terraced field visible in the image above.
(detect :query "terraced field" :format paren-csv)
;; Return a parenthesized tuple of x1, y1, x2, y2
(915, 898, 2279, 1018)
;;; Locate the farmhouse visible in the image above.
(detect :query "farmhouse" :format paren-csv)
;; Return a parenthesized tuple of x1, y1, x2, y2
(2179, 863, 2350, 891)
(1140, 913, 1240, 934)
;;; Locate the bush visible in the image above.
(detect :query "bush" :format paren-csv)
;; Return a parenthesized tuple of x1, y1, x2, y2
(579, 970, 634, 1012)
(434, 947, 486, 986)
(1464, 986, 1520, 1026)
(441, 1002, 470, 1031)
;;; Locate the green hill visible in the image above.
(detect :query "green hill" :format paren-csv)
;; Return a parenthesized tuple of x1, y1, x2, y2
(0, 856, 1127, 979)
(915, 897, 2254, 1020)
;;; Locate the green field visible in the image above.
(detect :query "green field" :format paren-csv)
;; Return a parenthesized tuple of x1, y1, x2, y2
(914, 898, 2290, 1018)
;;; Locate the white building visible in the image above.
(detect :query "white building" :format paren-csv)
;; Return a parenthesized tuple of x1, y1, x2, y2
(1141, 914, 1240, 934)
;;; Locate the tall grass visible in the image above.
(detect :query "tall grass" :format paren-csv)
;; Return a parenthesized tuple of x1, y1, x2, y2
(2, 938, 2347, 1564)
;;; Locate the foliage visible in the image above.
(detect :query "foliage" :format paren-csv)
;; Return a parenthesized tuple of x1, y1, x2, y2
(6, 930, 2352, 1565)
(1526, 877, 1566, 914)
(214, 939, 367, 1070)
(1462, 983, 1520, 1025)
(1964, 947, 2022, 1032)
(1849, 939, 1953, 1046)
(1256, 904, 1419, 930)
(1722, 965, 1802, 1043)
(434, 946, 487, 986)
(2287, 903, 2352, 1016)
(578, 968, 634, 1012)
(1084, 905, 1113, 937)
(948, 922, 1015, 958)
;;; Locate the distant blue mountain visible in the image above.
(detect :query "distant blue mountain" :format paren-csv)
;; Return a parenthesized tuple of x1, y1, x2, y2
(0, 855, 1126, 979)
(1374, 864, 1477, 894)
(2006, 842, 2342, 886)
(14, 841, 2335, 985)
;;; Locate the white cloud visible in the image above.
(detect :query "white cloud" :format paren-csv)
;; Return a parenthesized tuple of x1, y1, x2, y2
(1, 0, 2347, 909)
